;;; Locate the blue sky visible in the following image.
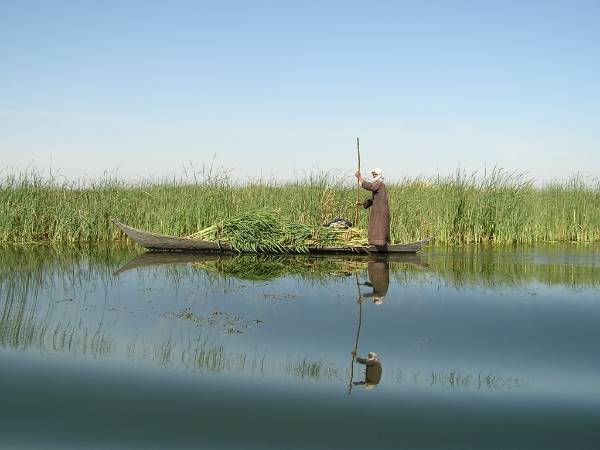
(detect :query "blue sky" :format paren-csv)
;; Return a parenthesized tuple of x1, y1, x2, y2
(1, 0, 599, 182)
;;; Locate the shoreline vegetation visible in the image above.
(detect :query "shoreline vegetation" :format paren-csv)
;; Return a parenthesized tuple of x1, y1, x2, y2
(1, 169, 599, 245)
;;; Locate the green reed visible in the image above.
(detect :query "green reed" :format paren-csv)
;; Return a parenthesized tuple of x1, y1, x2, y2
(1, 169, 599, 244)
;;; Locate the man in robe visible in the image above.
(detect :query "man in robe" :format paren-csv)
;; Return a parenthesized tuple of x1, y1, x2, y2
(354, 352, 382, 389)
(355, 168, 391, 246)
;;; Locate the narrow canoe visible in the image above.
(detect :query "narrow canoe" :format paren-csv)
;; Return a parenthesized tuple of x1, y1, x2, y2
(111, 219, 432, 254)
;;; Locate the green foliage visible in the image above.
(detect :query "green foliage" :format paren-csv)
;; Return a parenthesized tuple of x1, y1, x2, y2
(1, 169, 599, 244)
(194, 254, 363, 280)
(187, 208, 368, 253)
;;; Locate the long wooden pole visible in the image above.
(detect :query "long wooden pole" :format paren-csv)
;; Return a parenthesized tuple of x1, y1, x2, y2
(348, 271, 363, 395)
(347, 139, 365, 392)
(354, 137, 361, 228)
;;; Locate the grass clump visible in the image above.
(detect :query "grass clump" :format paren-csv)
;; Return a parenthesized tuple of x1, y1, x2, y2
(186, 208, 368, 253)
(1, 168, 599, 245)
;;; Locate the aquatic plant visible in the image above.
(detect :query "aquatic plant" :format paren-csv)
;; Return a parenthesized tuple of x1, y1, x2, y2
(1, 168, 599, 244)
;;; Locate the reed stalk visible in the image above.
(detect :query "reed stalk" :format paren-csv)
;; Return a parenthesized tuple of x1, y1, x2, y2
(1, 169, 599, 245)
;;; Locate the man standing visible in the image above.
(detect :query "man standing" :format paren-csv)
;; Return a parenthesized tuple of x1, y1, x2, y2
(355, 168, 391, 246)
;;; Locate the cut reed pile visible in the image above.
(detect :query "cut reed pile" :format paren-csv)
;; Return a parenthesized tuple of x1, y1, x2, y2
(186, 208, 368, 253)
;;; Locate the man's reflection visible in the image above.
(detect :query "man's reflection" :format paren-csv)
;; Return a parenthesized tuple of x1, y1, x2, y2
(353, 352, 382, 389)
(360, 260, 389, 305)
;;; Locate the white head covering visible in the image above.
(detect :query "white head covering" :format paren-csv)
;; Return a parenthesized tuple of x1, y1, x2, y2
(371, 168, 384, 182)
(367, 352, 379, 361)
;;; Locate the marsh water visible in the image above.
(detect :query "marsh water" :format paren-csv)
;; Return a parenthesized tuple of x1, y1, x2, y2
(1, 245, 599, 450)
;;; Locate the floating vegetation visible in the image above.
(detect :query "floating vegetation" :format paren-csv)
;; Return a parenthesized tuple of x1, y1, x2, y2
(186, 208, 368, 253)
(164, 307, 262, 334)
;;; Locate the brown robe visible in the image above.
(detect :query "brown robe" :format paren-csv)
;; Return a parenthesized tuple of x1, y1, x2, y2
(360, 180, 390, 245)
(362, 261, 390, 299)
(355, 357, 383, 385)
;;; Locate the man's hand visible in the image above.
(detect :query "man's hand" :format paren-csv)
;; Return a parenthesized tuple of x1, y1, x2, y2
(355, 201, 363, 207)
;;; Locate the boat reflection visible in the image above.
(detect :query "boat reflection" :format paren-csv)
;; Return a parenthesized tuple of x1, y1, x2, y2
(0, 246, 532, 393)
(114, 252, 427, 282)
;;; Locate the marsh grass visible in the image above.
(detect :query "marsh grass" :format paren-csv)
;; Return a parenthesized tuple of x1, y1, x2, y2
(418, 244, 600, 288)
(1, 169, 599, 244)
(394, 368, 524, 391)
(286, 358, 341, 381)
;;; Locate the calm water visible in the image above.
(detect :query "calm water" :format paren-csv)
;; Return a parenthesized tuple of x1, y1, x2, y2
(1, 245, 599, 449)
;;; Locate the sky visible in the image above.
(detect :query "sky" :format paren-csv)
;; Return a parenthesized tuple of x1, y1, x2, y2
(1, 0, 599, 183)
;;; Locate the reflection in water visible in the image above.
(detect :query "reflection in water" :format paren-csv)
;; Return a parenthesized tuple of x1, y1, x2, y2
(2, 245, 599, 392)
(360, 260, 390, 305)
(112, 245, 600, 288)
(114, 250, 428, 281)
(127, 336, 268, 375)
(0, 312, 113, 359)
(429, 245, 600, 288)
(5, 244, 598, 289)
(286, 358, 341, 381)
(348, 260, 389, 393)
(163, 307, 263, 335)
(194, 255, 361, 281)
(349, 260, 389, 393)
(393, 368, 525, 390)
(4, 245, 600, 449)
(353, 352, 383, 389)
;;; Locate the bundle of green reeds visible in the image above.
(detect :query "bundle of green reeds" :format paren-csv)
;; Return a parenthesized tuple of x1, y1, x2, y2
(186, 208, 368, 253)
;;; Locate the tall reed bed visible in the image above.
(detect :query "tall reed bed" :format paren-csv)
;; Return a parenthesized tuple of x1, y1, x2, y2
(1, 169, 599, 244)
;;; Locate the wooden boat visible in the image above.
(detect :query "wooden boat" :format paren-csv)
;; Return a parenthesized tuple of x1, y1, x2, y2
(111, 219, 432, 254)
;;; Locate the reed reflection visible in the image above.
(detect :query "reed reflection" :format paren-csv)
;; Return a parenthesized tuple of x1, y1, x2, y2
(4, 244, 600, 290)
(0, 247, 535, 393)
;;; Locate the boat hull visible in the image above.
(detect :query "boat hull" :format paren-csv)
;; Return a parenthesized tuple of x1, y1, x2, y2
(111, 219, 431, 254)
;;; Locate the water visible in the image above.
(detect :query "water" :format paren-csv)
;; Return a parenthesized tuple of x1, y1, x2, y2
(1, 245, 599, 449)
